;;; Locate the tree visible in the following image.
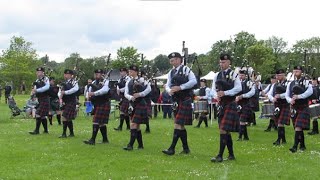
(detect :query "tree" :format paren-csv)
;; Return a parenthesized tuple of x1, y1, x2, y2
(233, 31, 258, 64)
(152, 54, 170, 73)
(112, 46, 141, 69)
(0, 36, 39, 94)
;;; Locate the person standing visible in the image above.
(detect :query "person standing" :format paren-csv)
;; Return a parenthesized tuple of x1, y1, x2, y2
(29, 67, 50, 135)
(114, 68, 131, 131)
(262, 75, 277, 132)
(48, 77, 62, 125)
(84, 69, 111, 145)
(194, 79, 211, 128)
(160, 89, 173, 119)
(162, 52, 197, 155)
(4, 82, 12, 104)
(58, 69, 79, 138)
(210, 54, 241, 162)
(123, 65, 151, 151)
(286, 66, 313, 152)
(307, 77, 320, 135)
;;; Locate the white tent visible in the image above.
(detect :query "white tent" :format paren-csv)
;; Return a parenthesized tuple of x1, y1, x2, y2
(154, 73, 168, 80)
(201, 71, 216, 80)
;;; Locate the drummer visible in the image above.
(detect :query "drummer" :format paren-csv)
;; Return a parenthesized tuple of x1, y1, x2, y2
(262, 75, 278, 132)
(194, 79, 211, 128)
(308, 77, 320, 135)
(235, 70, 255, 141)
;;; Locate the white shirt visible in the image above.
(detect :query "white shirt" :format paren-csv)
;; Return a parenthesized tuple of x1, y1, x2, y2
(58, 79, 79, 97)
(124, 76, 152, 101)
(34, 76, 50, 93)
(165, 65, 197, 93)
(285, 79, 313, 103)
(87, 79, 110, 98)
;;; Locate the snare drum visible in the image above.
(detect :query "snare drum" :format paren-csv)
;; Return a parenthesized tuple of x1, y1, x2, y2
(309, 104, 320, 118)
(261, 103, 275, 118)
(194, 101, 208, 113)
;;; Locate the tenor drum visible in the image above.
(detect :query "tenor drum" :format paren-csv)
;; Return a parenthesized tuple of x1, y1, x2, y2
(194, 101, 208, 113)
(261, 103, 275, 118)
(309, 104, 320, 118)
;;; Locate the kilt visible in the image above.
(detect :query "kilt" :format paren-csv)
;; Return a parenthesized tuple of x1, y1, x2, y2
(250, 97, 260, 112)
(293, 104, 310, 130)
(49, 98, 60, 112)
(219, 101, 239, 132)
(174, 98, 193, 126)
(238, 101, 252, 122)
(36, 96, 50, 117)
(275, 104, 291, 125)
(93, 101, 111, 124)
(131, 99, 149, 124)
(146, 99, 152, 118)
(62, 101, 77, 120)
(120, 98, 129, 114)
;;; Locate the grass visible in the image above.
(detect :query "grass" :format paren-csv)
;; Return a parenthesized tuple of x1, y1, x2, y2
(1, 95, 320, 179)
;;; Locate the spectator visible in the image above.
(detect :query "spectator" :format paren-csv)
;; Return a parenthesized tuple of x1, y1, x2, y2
(4, 82, 12, 104)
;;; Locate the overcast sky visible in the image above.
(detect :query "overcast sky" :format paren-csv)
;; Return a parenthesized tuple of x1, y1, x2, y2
(0, 0, 319, 62)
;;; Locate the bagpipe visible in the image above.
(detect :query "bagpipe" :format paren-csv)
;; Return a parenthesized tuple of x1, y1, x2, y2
(89, 53, 112, 91)
(182, 41, 201, 90)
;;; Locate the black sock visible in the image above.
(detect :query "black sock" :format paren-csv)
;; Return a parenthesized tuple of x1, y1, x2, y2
(293, 131, 300, 148)
(204, 117, 208, 127)
(68, 121, 74, 135)
(281, 127, 286, 142)
(146, 121, 150, 131)
(197, 117, 203, 127)
(128, 129, 137, 147)
(48, 115, 53, 125)
(41, 118, 48, 132)
(244, 125, 249, 139)
(57, 114, 61, 125)
(62, 121, 67, 135)
(91, 124, 99, 142)
(218, 134, 227, 156)
(119, 114, 124, 129)
(313, 120, 319, 133)
(226, 134, 234, 156)
(136, 130, 143, 148)
(239, 125, 244, 139)
(125, 116, 130, 129)
(300, 131, 305, 148)
(100, 125, 108, 142)
(180, 129, 189, 150)
(34, 118, 41, 132)
(169, 129, 180, 150)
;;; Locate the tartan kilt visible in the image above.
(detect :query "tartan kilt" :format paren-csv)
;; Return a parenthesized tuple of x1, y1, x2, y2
(36, 96, 50, 117)
(120, 98, 129, 114)
(146, 99, 152, 118)
(275, 104, 291, 125)
(219, 101, 239, 132)
(49, 98, 60, 112)
(174, 98, 193, 126)
(238, 103, 252, 122)
(131, 99, 149, 124)
(250, 97, 260, 112)
(293, 105, 310, 130)
(93, 101, 111, 124)
(62, 101, 77, 120)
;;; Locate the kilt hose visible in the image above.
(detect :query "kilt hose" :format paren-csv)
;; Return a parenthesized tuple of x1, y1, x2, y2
(131, 98, 149, 124)
(36, 96, 50, 117)
(174, 97, 193, 126)
(238, 100, 252, 122)
(62, 100, 77, 120)
(120, 98, 130, 115)
(274, 103, 291, 126)
(218, 100, 239, 132)
(93, 101, 111, 125)
(293, 104, 310, 130)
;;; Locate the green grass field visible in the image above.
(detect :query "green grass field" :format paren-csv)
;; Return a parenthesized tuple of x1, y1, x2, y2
(1, 95, 320, 180)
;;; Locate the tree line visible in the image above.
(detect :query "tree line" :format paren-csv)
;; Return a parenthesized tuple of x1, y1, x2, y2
(1, 31, 320, 94)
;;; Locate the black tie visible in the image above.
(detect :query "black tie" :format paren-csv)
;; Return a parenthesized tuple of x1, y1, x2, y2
(172, 68, 177, 74)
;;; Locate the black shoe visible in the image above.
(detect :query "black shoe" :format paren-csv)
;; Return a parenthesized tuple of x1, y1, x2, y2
(211, 155, 223, 163)
(273, 140, 280, 146)
(138, 146, 144, 150)
(114, 127, 122, 131)
(162, 149, 175, 155)
(59, 134, 67, 138)
(282, 140, 287, 144)
(145, 129, 150, 133)
(29, 131, 39, 135)
(83, 139, 95, 145)
(300, 146, 306, 151)
(243, 137, 249, 141)
(68, 133, 75, 137)
(123, 145, 133, 151)
(180, 149, 190, 154)
(228, 155, 236, 160)
(43, 131, 49, 134)
(264, 128, 271, 132)
(289, 147, 297, 153)
(308, 131, 318, 135)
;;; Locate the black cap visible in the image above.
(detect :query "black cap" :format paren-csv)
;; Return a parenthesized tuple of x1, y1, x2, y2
(200, 79, 207, 83)
(312, 77, 318, 81)
(271, 75, 276, 79)
(64, 69, 74, 75)
(49, 77, 55, 81)
(220, 53, 231, 61)
(239, 70, 247, 74)
(168, 52, 182, 59)
(293, 65, 303, 71)
(36, 67, 45, 72)
(140, 70, 146, 76)
(275, 69, 285, 74)
(94, 69, 104, 73)
(120, 68, 128, 72)
(129, 65, 139, 72)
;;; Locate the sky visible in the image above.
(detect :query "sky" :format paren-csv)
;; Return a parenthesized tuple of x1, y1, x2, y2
(0, 0, 319, 62)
